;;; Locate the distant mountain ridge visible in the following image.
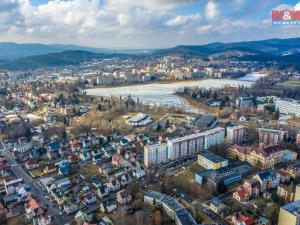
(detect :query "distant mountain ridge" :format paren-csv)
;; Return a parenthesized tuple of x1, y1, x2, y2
(0, 50, 134, 71)
(153, 38, 300, 57)
(0, 38, 300, 71)
(0, 42, 111, 60)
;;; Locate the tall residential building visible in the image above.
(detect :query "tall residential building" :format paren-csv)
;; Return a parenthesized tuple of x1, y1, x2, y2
(296, 132, 300, 146)
(167, 127, 225, 160)
(144, 127, 225, 167)
(275, 98, 300, 117)
(226, 125, 245, 144)
(144, 143, 168, 168)
(278, 200, 300, 225)
(257, 128, 287, 145)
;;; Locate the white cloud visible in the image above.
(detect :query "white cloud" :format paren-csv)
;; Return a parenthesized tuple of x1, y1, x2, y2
(295, 2, 300, 10)
(205, 1, 218, 20)
(197, 24, 213, 34)
(166, 14, 201, 26)
(273, 4, 294, 11)
(0, 0, 299, 48)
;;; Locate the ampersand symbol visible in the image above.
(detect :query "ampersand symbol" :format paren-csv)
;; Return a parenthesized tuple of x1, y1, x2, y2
(283, 11, 292, 20)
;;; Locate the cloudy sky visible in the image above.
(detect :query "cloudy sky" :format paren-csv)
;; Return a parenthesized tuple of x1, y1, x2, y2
(0, 0, 300, 48)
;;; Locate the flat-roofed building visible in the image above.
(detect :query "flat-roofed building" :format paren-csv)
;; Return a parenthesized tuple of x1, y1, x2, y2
(144, 143, 168, 168)
(167, 127, 225, 160)
(278, 200, 300, 225)
(226, 125, 245, 144)
(198, 151, 228, 170)
(257, 128, 287, 145)
(275, 98, 300, 117)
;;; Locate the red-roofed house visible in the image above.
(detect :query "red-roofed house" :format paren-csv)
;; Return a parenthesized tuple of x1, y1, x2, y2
(25, 159, 39, 170)
(227, 213, 256, 225)
(233, 186, 249, 202)
(25, 197, 52, 225)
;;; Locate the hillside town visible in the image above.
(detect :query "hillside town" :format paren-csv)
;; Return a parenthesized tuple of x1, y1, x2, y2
(0, 56, 300, 225)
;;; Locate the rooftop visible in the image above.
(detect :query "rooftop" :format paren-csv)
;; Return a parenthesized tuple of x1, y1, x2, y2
(199, 151, 227, 163)
(282, 200, 300, 216)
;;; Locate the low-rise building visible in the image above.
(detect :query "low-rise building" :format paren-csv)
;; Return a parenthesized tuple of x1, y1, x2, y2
(4, 178, 23, 195)
(277, 184, 295, 202)
(144, 191, 197, 225)
(228, 145, 297, 169)
(126, 113, 152, 126)
(278, 200, 300, 225)
(253, 170, 280, 192)
(198, 151, 228, 170)
(209, 198, 226, 214)
(116, 190, 132, 205)
(275, 98, 300, 117)
(233, 186, 249, 202)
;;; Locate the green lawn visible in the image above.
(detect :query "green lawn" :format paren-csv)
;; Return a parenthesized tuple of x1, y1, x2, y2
(7, 215, 29, 225)
(29, 168, 43, 178)
(82, 164, 99, 177)
(275, 80, 300, 88)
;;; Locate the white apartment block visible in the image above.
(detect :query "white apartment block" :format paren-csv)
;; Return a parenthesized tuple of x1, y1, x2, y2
(226, 125, 245, 144)
(144, 143, 168, 168)
(275, 98, 300, 117)
(257, 128, 287, 145)
(203, 127, 225, 150)
(167, 127, 225, 161)
(144, 127, 225, 167)
(4, 178, 23, 195)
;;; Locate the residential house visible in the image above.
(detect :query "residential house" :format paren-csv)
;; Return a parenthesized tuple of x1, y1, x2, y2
(83, 192, 97, 205)
(285, 162, 300, 179)
(47, 142, 60, 160)
(120, 173, 132, 186)
(63, 203, 78, 215)
(116, 190, 132, 205)
(109, 179, 121, 192)
(209, 198, 226, 214)
(132, 167, 145, 178)
(91, 178, 102, 188)
(98, 216, 113, 225)
(58, 160, 71, 176)
(277, 184, 295, 202)
(25, 197, 52, 225)
(92, 150, 102, 165)
(243, 179, 260, 198)
(253, 170, 280, 192)
(13, 138, 34, 157)
(100, 199, 117, 213)
(80, 151, 91, 161)
(4, 178, 23, 195)
(97, 185, 110, 198)
(25, 159, 39, 170)
(69, 138, 81, 152)
(227, 213, 256, 225)
(233, 186, 250, 202)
